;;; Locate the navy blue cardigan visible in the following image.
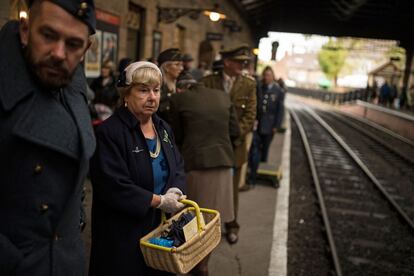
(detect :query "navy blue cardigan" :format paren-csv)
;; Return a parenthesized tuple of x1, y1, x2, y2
(89, 106, 185, 275)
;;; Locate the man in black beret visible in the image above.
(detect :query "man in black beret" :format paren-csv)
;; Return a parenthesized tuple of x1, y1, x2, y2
(0, 0, 96, 275)
(181, 53, 194, 73)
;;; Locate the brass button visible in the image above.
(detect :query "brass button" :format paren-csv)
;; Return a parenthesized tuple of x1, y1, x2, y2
(34, 164, 43, 174)
(80, 2, 88, 9)
(53, 233, 60, 241)
(167, 93, 171, 97)
(241, 104, 246, 109)
(263, 100, 267, 104)
(264, 94, 269, 99)
(40, 203, 49, 212)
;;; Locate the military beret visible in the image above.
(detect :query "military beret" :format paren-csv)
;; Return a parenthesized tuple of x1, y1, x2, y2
(176, 71, 196, 86)
(220, 43, 251, 61)
(158, 48, 183, 66)
(26, 0, 96, 34)
(182, 54, 194, 62)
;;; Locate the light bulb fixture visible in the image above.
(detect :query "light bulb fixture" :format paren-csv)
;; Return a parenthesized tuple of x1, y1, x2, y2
(203, 10, 226, 22)
(19, 10, 28, 19)
(209, 11, 220, 21)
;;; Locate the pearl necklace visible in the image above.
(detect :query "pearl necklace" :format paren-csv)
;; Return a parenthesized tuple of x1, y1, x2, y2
(149, 124, 161, 159)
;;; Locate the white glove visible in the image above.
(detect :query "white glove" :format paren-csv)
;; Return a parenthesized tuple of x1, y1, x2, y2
(165, 187, 184, 201)
(156, 193, 185, 213)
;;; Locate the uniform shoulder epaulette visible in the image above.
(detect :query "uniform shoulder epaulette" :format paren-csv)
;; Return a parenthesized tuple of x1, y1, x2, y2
(241, 74, 256, 83)
(202, 72, 220, 80)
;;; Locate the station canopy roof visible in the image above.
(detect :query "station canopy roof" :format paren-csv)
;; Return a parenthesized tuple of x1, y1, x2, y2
(368, 61, 402, 78)
(233, 0, 414, 46)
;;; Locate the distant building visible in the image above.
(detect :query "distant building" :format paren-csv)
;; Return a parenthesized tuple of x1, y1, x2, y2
(368, 60, 402, 86)
(273, 52, 324, 88)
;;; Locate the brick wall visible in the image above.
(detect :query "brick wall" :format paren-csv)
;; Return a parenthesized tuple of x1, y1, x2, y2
(1, 0, 256, 71)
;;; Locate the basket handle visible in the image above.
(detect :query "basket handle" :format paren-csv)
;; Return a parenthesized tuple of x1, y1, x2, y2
(160, 199, 204, 233)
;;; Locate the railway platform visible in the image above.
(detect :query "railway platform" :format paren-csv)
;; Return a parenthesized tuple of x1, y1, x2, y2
(81, 93, 414, 275)
(82, 120, 290, 276)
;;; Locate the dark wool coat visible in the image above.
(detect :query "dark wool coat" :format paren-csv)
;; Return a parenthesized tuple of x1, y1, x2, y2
(0, 21, 96, 276)
(89, 106, 185, 276)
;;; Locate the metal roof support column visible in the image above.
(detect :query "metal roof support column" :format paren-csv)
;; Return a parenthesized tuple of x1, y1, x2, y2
(402, 46, 413, 98)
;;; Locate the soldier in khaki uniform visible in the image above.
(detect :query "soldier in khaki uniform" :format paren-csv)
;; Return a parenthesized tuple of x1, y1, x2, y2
(202, 44, 257, 244)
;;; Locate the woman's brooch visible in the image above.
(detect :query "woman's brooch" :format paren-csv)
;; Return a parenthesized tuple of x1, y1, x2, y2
(163, 130, 171, 144)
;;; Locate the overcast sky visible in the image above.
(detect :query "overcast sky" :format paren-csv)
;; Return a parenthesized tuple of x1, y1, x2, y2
(258, 32, 329, 61)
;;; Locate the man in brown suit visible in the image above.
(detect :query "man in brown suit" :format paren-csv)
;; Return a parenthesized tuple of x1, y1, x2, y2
(201, 44, 257, 244)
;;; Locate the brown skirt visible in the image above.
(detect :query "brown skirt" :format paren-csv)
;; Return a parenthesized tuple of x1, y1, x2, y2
(185, 168, 234, 223)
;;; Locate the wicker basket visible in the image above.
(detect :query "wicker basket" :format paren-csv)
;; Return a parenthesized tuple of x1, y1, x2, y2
(140, 199, 221, 274)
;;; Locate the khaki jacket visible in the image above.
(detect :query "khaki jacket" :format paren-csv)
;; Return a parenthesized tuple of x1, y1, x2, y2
(202, 72, 257, 166)
(170, 84, 240, 171)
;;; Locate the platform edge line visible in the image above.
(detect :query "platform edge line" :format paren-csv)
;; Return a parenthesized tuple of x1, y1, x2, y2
(268, 112, 291, 276)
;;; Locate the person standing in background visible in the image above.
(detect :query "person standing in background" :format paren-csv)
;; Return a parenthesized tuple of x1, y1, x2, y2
(90, 60, 118, 111)
(202, 44, 256, 245)
(170, 72, 240, 276)
(247, 66, 285, 187)
(157, 48, 183, 122)
(181, 53, 194, 73)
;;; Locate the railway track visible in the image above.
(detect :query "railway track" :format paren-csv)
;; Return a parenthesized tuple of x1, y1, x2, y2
(290, 107, 414, 276)
(318, 110, 414, 221)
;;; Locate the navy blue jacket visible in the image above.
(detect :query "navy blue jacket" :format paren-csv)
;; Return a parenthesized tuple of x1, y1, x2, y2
(0, 21, 95, 276)
(89, 106, 185, 276)
(257, 82, 285, 135)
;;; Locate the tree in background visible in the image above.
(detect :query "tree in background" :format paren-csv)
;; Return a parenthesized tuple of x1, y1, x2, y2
(318, 38, 348, 87)
(386, 45, 405, 70)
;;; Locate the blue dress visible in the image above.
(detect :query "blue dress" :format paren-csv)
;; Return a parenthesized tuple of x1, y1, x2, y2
(146, 137, 169, 194)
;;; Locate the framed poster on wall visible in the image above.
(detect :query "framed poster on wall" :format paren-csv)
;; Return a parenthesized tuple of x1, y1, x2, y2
(85, 30, 102, 78)
(102, 32, 118, 65)
(152, 31, 162, 59)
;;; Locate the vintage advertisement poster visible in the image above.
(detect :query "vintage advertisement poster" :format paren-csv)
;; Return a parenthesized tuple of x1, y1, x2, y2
(102, 32, 118, 65)
(85, 30, 102, 78)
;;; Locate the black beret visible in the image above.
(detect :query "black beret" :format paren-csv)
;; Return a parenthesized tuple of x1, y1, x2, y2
(157, 48, 183, 66)
(27, 0, 96, 34)
(182, 54, 194, 62)
(177, 71, 196, 86)
(212, 59, 224, 72)
(220, 43, 251, 61)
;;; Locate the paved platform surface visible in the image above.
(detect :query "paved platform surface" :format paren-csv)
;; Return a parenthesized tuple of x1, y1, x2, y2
(207, 131, 285, 276)
(82, 129, 288, 276)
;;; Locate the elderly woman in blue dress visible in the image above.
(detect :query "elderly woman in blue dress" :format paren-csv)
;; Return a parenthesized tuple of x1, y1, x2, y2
(89, 61, 186, 276)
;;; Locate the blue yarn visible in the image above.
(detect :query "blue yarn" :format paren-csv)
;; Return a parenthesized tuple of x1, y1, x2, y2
(149, 237, 174, 248)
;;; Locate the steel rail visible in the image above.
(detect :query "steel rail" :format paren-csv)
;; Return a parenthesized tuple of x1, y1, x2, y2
(290, 108, 343, 276)
(335, 110, 414, 147)
(305, 107, 414, 231)
(326, 111, 414, 166)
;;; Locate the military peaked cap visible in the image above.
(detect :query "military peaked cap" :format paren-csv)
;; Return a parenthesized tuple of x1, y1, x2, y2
(220, 43, 251, 61)
(26, 0, 96, 34)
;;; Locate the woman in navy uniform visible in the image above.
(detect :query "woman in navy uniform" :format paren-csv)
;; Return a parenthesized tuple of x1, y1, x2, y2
(89, 61, 185, 276)
(157, 48, 184, 123)
(248, 66, 285, 185)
